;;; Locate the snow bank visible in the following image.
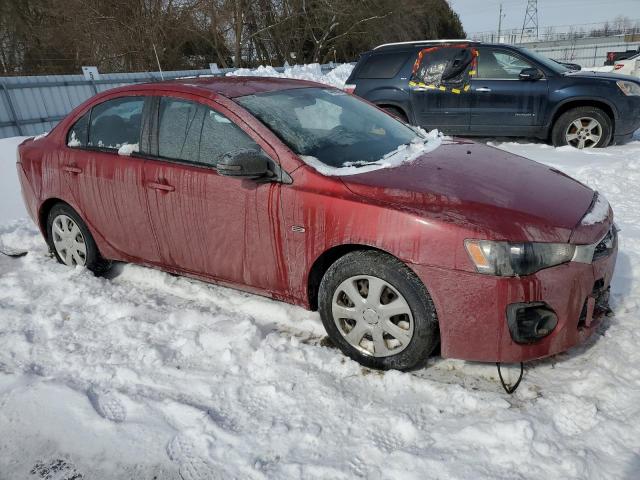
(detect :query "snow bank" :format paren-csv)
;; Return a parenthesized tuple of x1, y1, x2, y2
(581, 65, 615, 73)
(2, 120, 640, 477)
(0, 136, 30, 221)
(301, 129, 443, 176)
(227, 62, 355, 88)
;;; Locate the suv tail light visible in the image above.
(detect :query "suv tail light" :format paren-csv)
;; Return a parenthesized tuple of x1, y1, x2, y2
(343, 84, 356, 94)
(614, 64, 624, 70)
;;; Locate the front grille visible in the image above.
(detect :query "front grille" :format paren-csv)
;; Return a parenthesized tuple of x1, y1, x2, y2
(592, 225, 617, 261)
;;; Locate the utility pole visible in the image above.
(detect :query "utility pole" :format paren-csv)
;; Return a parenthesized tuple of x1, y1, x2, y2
(497, 3, 506, 43)
(520, 0, 539, 43)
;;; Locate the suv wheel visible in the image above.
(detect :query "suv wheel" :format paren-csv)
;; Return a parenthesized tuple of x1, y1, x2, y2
(382, 106, 409, 123)
(551, 106, 612, 149)
(318, 250, 438, 370)
(46, 203, 112, 274)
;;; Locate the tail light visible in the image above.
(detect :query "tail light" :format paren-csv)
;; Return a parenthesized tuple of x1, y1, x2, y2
(343, 84, 356, 94)
(614, 64, 624, 70)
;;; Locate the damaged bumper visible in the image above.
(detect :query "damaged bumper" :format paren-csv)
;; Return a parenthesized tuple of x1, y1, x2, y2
(412, 224, 618, 363)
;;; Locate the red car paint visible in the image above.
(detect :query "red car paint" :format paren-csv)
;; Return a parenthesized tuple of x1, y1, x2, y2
(16, 77, 616, 363)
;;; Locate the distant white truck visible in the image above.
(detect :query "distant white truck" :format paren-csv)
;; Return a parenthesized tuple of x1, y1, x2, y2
(614, 53, 640, 78)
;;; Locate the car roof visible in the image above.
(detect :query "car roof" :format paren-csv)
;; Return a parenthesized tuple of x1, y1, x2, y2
(372, 39, 478, 51)
(104, 76, 328, 99)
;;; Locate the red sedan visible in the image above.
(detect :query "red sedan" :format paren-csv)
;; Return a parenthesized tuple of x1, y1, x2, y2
(16, 77, 617, 370)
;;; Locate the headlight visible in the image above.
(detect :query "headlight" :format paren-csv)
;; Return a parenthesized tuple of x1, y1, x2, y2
(617, 80, 640, 96)
(464, 240, 576, 276)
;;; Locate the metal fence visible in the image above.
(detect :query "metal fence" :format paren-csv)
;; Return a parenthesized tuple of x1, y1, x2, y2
(529, 42, 640, 67)
(0, 64, 340, 139)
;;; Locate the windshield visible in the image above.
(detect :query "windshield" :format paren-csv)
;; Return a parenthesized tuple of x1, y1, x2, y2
(236, 87, 418, 168)
(516, 47, 569, 74)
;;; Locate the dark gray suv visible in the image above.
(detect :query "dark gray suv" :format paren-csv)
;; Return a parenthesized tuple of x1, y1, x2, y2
(345, 40, 640, 148)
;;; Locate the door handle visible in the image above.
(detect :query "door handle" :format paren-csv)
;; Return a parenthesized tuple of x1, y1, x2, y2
(62, 165, 82, 174)
(147, 181, 175, 192)
(475, 87, 492, 93)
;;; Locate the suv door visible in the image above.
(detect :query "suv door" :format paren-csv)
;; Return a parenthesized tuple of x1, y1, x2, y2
(409, 46, 472, 133)
(141, 95, 287, 293)
(62, 95, 162, 263)
(469, 47, 548, 134)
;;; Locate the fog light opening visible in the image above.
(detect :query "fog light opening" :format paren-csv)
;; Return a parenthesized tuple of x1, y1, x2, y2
(506, 302, 558, 344)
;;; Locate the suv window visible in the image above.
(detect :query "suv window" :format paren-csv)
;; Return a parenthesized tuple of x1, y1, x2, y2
(356, 53, 409, 79)
(157, 97, 259, 167)
(89, 96, 144, 149)
(476, 48, 535, 79)
(67, 111, 90, 147)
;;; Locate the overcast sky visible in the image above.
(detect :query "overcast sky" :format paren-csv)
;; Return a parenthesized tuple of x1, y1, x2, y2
(448, 0, 640, 34)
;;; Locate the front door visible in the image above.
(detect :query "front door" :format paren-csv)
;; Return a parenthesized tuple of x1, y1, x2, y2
(62, 95, 161, 263)
(469, 47, 549, 135)
(142, 95, 287, 293)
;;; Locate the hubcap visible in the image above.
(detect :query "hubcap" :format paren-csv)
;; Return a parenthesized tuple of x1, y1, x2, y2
(565, 117, 602, 149)
(51, 214, 87, 266)
(332, 275, 414, 357)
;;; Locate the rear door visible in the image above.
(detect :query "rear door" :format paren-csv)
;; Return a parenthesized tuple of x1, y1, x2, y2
(141, 95, 287, 293)
(62, 95, 162, 263)
(469, 47, 548, 134)
(409, 46, 472, 133)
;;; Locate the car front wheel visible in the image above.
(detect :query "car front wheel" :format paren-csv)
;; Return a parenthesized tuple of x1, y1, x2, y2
(551, 106, 612, 149)
(318, 250, 439, 370)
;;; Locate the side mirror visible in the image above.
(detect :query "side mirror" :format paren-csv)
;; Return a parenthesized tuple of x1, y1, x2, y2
(216, 149, 272, 179)
(519, 67, 543, 81)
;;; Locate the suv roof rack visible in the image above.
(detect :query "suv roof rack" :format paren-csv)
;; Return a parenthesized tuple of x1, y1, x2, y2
(373, 39, 476, 50)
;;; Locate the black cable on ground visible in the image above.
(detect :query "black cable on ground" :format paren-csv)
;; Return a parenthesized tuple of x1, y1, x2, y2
(496, 362, 524, 394)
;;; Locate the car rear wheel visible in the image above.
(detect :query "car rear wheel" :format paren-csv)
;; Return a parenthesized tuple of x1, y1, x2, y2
(551, 106, 612, 149)
(318, 250, 438, 370)
(46, 203, 111, 274)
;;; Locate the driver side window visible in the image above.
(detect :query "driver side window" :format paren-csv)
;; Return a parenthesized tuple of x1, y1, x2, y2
(477, 49, 535, 80)
(156, 97, 260, 168)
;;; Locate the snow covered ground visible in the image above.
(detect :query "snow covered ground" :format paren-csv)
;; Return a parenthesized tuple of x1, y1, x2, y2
(2, 73, 640, 478)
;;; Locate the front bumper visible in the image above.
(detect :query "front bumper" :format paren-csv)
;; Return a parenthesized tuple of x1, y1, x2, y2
(614, 94, 640, 141)
(411, 238, 617, 363)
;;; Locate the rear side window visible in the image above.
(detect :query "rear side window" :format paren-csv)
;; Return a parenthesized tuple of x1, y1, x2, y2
(67, 111, 90, 147)
(88, 97, 144, 150)
(356, 53, 409, 79)
(158, 98, 204, 162)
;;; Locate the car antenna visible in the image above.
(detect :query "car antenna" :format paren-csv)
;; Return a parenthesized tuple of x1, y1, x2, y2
(153, 44, 164, 81)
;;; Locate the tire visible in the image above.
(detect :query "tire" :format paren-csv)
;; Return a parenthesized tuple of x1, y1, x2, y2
(318, 250, 439, 371)
(551, 106, 612, 149)
(382, 106, 409, 124)
(46, 203, 111, 274)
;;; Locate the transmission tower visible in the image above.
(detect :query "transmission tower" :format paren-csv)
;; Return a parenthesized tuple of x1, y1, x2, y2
(520, 0, 539, 42)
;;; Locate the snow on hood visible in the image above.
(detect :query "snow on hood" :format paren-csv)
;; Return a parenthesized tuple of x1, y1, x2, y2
(301, 129, 444, 177)
(581, 192, 610, 225)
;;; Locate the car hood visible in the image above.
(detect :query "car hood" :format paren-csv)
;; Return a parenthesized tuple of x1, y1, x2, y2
(340, 140, 596, 243)
(564, 70, 640, 83)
